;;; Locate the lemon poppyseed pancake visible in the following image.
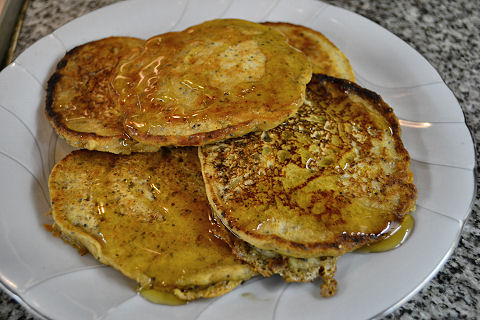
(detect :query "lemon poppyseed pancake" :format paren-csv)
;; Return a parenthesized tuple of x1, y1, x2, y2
(263, 22, 355, 82)
(49, 148, 255, 301)
(112, 19, 312, 146)
(46, 37, 161, 154)
(199, 74, 417, 262)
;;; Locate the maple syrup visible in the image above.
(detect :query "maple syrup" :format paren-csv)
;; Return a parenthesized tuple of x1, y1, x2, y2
(356, 214, 414, 253)
(139, 289, 187, 306)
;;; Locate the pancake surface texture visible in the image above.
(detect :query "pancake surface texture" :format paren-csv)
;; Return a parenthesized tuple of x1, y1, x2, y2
(49, 148, 254, 300)
(199, 74, 417, 259)
(113, 19, 312, 146)
(264, 22, 355, 82)
(211, 213, 338, 297)
(46, 37, 161, 154)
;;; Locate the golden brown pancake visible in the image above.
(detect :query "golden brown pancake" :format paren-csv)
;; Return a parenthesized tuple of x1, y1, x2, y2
(263, 22, 355, 82)
(210, 213, 338, 297)
(49, 148, 255, 301)
(199, 74, 417, 260)
(46, 37, 161, 154)
(113, 19, 312, 146)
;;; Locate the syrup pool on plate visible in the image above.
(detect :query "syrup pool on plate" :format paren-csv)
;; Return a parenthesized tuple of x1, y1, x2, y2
(356, 214, 414, 253)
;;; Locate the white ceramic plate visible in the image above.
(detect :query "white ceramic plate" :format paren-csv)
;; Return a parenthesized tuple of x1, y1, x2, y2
(0, 0, 475, 319)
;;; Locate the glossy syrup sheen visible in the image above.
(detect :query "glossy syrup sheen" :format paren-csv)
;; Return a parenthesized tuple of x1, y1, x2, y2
(113, 19, 312, 145)
(199, 74, 417, 258)
(48, 37, 144, 137)
(45, 37, 165, 154)
(263, 22, 355, 82)
(49, 148, 254, 296)
(356, 214, 414, 253)
(140, 289, 187, 306)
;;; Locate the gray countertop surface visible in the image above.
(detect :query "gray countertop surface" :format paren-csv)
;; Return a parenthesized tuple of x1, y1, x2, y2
(1, 0, 478, 319)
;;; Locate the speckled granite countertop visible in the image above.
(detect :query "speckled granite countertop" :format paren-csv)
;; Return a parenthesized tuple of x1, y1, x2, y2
(1, 0, 478, 319)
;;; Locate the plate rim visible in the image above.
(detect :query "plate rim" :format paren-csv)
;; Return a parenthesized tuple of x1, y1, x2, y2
(0, 0, 476, 319)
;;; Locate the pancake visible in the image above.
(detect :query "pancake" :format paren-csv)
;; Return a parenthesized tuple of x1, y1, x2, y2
(199, 74, 417, 261)
(112, 19, 312, 146)
(210, 213, 338, 297)
(46, 37, 161, 154)
(49, 148, 255, 301)
(263, 22, 355, 82)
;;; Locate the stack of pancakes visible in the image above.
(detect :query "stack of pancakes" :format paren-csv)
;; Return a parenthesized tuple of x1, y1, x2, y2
(46, 19, 416, 302)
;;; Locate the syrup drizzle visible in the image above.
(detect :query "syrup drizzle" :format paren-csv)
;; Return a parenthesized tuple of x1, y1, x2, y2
(139, 288, 187, 306)
(356, 214, 414, 253)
